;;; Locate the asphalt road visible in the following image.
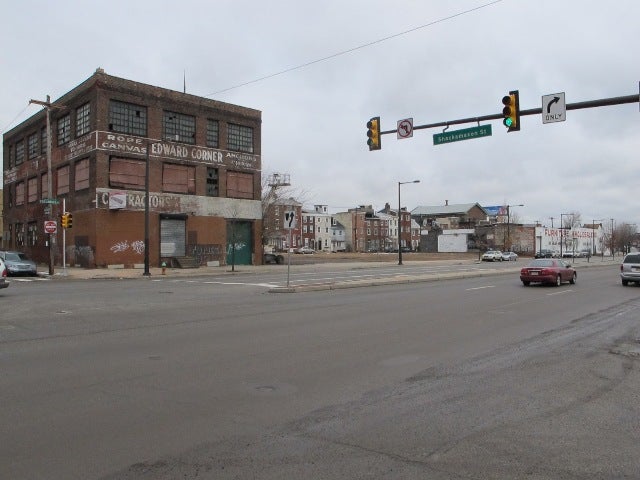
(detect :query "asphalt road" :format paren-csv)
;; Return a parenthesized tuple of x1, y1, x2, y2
(1, 263, 638, 479)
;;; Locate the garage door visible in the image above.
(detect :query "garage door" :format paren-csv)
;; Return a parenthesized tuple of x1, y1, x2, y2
(160, 218, 186, 257)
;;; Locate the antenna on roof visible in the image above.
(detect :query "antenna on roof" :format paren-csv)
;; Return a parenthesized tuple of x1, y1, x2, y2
(183, 70, 186, 93)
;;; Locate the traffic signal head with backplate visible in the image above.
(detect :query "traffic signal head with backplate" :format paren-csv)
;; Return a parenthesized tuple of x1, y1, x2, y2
(366, 116, 381, 150)
(66, 213, 73, 229)
(61, 213, 68, 228)
(501, 90, 520, 132)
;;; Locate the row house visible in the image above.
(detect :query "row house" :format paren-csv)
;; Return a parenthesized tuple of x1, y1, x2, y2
(301, 205, 346, 252)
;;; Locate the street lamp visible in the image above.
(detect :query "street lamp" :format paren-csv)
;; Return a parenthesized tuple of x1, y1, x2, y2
(505, 204, 524, 252)
(398, 180, 420, 265)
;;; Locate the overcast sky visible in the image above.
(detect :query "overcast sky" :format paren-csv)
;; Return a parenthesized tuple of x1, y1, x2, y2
(2, 0, 639, 227)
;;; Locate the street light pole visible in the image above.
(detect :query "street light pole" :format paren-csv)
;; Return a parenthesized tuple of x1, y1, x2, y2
(505, 204, 524, 252)
(398, 180, 420, 265)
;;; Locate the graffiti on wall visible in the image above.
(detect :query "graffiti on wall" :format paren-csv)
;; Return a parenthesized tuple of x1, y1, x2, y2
(110, 240, 145, 254)
(188, 244, 222, 265)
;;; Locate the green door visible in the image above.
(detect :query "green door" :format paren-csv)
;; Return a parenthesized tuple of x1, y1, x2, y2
(226, 221, 252, 265)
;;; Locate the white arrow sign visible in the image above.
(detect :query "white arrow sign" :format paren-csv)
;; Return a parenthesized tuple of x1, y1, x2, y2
(542, 92, 566, 124)
(284, 210, 297, 229)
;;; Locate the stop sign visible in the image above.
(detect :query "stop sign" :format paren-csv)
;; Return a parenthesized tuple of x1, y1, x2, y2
(44, 220, 57, 234)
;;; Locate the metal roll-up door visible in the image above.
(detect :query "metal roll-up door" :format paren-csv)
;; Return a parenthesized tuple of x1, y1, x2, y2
(160, 218, 186, 257)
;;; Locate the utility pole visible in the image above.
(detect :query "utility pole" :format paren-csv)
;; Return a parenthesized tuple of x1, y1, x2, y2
(29, 96, 65, 276)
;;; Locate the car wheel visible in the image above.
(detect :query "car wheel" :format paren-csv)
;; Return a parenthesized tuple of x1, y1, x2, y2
(522, 281, 530, 286)
(622, 279, 628, 286)
(569, 272, 576, 285)
(555, 275, 562, 287)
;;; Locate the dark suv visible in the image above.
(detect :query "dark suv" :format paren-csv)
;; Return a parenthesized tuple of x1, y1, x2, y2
(620, 253, 640, 286)
(535, 249, 554, 259)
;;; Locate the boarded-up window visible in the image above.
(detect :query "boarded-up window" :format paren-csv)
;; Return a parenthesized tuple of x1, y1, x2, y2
(57, 165, 70, 195)
(162, 163, 195, 194)
(15, 181, 25, 205)
(109, 158, 145, 189)
(41, 173, 49, 199)
(227, 171, 254, 199)
(28, 177, 38, 203)
(75, 158, 90, 191)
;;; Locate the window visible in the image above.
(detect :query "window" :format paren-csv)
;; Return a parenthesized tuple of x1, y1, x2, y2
(226, 171, 254, 199)
(163, 111, 195, 144)
(28, 133, 38, 159)
(15, 223, 25, 247)
(206, 167, 219, 196)
(27, 222, 38, 247)
(227, 123, 253, 153)
(76, 103, 91, 137)
(162, 163, 195, 194)
(57, 114, 71, 145)
(41, 127, 48, 154)
(109, 158, 146, 189)
(206, 119, 219, 147)
(15, 141, 24, 165)
(109, 100, 147, 136)
(15, 181, 25, 206)
(41, 173, 49, 199)
(57, 165, 70, 195)
(28, 177, 38, 203)
(75, 158, 90, 191)
(9, 142, 15, 167)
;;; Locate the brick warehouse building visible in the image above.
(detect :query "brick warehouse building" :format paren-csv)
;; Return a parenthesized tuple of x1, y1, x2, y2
(2, 69, 263, 268)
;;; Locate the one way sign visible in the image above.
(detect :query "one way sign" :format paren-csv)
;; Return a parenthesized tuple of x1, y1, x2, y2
(542, 92, 566, 124)
(284, 210, 297, 229)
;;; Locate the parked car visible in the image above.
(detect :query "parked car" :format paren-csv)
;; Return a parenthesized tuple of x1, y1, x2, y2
(0, 251, 38, 276)
(263, 252, 285, 264)
(0, 259, 9, 289)
(520, 258, 576, 286)
(501, 251, 518, 262)
(619, 252, 640, 286)
(295, 246, 314, 254)
(534, 249, 554, 259)
(481, 250, 503, 262)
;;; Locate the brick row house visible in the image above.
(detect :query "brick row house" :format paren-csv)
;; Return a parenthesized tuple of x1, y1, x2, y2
(2, 69, 264, 268)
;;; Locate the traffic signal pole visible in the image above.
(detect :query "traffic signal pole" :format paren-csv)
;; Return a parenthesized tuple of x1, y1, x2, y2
(377, 94, 639, 137)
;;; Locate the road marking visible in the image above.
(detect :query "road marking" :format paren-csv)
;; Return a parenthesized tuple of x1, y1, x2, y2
(466, 285, 495, 291)
(547, 289, 574, 296)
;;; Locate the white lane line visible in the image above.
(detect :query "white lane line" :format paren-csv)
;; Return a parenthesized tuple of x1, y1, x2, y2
(547, 289, 574, 296)
(466, 285, 495, 291)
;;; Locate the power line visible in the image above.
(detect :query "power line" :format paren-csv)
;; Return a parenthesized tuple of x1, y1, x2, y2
(205, 0, 504, 97)
(0, 102, 34, 135)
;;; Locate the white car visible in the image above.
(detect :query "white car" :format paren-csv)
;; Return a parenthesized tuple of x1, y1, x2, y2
(481, 250, 503, 262)
(0, 259, 9, 290)
(295, 246, 314, 254)
(501, 251, 518, 261)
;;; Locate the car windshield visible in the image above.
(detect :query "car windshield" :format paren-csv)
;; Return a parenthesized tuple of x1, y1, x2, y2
(5, 252, 23, 261)
(623, 254, 640, 264)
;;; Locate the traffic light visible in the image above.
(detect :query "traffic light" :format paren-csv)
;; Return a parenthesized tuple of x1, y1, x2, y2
(61, 212, 73, 229)
(366, 116, 381, 150)
(501, 90, 520, 132)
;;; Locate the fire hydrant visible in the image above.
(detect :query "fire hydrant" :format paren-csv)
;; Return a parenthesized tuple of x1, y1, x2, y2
(161, 261, 167, 275)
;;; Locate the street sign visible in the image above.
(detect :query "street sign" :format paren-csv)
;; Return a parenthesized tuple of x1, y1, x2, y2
(284, 210, 297, 229)
(40, 198, 60, 204)
(44, 220, 57, 234)
(542, 92, 566, 123)
(397, 118, 413, 139)
(433, 125, 492, 145)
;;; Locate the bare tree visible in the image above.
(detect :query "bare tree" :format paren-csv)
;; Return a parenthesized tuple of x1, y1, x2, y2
(614, 222, 637, 254)
(261, 171, 310, 251)
(562, 211, 582, 228)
